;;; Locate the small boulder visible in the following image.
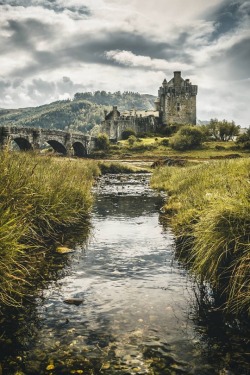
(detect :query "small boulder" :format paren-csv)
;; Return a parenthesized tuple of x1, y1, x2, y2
(63, 298, 84, 306)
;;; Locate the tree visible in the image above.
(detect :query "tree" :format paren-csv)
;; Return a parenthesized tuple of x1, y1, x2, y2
(236, 127, 250, 149)
(207, 119, 240, 141)
(169, 125, 204, 151)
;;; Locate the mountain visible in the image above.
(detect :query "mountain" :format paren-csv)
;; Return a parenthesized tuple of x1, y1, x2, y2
(0, 91, 157, 134)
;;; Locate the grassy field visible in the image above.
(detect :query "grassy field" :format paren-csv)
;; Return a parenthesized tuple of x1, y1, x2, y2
(151, 158, 250, 317)
(0, 151, 99, 306)
(1, 137, 250, 312)
(104, 138, 247, 160)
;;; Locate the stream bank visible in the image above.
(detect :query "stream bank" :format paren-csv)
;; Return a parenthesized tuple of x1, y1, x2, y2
(0, 173, 249, 375)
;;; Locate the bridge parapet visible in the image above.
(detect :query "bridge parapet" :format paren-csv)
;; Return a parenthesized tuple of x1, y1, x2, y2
(0, 126, 96, 157)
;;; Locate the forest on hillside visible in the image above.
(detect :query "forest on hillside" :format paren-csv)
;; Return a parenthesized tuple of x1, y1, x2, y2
(0, 91, 156, 134)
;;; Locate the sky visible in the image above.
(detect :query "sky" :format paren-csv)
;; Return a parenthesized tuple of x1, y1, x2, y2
(0, 0, 249, 125)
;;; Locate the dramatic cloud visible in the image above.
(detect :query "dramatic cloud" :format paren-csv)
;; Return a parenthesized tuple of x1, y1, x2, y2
(105, 50, 191, 71)
(0, 0, 249, 125)
(0, 0, 90, 16)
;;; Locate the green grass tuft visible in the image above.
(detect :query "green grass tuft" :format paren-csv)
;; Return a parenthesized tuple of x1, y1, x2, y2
(98, 161, 149, 174)
(0, 150, 99, 306)
(151, 158, 250, 316)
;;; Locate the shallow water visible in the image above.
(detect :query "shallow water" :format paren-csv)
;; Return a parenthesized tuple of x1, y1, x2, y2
(0, 174, 249, 375)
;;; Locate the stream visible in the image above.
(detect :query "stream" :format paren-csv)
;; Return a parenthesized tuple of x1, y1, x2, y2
(0, 174, 249, 375)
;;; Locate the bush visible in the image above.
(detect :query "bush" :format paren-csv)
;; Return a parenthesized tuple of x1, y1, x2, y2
(159, 124, 181, 136)
(236, 128, 250, 149)
(121, 128, 136, 140)
(160, 138, 169, 147)
(95, 133, 110, 150)
(169, 125, 203, 151)
(128, 135, 137, 146)
(215, 145, 225, 150)
(242, 141, 250, 150)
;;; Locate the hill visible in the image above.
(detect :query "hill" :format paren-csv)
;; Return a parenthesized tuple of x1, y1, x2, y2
(0, 91, 156, 134)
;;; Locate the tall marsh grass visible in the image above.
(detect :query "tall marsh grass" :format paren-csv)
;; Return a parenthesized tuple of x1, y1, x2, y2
(151, 159, 250, 316)
(0, 151, 99, 306)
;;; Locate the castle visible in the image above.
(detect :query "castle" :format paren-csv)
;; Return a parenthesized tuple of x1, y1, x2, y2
(100, 71, 198, 141)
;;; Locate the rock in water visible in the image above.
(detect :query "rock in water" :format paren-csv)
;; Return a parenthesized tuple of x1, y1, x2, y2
(63, 298, 83, 306)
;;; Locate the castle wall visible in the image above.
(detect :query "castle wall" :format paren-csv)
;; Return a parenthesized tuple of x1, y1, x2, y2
(159, 72, 198, 126)
(165, 94, 196, 125)
(100, 112, 158, 141)
(100, 107, 158, 141)
(100, 72, 198, 140)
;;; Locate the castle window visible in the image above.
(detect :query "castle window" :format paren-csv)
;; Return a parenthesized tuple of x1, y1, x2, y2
(177, 103, 181, 111)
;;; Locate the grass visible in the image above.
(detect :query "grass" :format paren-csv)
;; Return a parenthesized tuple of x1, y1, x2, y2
(0, 150, 99, 306)
(105, 138, 247, 160)
(98, 161, 149, 174)
(151, 158, 250, 316)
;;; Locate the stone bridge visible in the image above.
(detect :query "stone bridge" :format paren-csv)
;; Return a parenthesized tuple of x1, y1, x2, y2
(0, 126, 97, 157)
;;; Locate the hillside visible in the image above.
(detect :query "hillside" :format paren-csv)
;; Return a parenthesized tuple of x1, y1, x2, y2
(0, 91, 156, 134)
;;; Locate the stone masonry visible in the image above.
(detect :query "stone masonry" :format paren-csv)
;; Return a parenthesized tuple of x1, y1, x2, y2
(156, 71, 198, 125)
(0, 126, 96, 157)
(101, 71, 198, 140)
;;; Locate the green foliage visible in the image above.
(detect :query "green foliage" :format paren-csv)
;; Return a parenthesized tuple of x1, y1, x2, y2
(151, 159, 250, 316)
(128, 142, 158, 153)
(0, 151, 99, 306)
(160, 138, 169, 147)
(207, 118, 240, 141)
(0, 100, 101, 133)
(0, 92, 156, 134)
(169, 125, 204, 150)
(128, 135, 137, 146)
(236, 127, 250, 149)
(121, 128, 136, 140)
(98, 162, 146, 174)
(214, 145, 225, 150)
(95, 133, 110, 150)
(159, 123, 181, 136)
(198, 124, 211, 140)
(74, 91, 156, 110)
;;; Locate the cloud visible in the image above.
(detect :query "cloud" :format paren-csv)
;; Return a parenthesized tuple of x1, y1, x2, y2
(105, 50, 192, 72)
(0, 0, 249, 126)
(0, 0, 91, 16)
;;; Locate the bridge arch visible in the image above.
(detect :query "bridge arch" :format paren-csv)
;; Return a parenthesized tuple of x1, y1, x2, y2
(46, 140, 67, 155)
(72, 142, 87, 157)
(13, 137, 33, 151)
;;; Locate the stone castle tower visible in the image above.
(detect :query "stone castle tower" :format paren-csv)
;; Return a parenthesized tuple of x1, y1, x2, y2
(155, 71, 198, 125)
